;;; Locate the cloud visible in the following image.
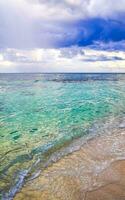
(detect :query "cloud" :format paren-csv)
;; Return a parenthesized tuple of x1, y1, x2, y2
(0, 47, 125, 73)
(0, 0, 125, 72)
(59, 46, 84, 58)
(0, 0, 125, 49)
(81, 56, 124, 62)
(89, 40, 125, 51)
(25, 0, 125, 20)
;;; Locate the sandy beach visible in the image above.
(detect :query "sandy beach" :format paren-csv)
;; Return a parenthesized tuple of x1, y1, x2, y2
(14, 130, 125, 200)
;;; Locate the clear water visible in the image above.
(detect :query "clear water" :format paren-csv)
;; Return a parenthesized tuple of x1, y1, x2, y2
(1, 73, 125, 199)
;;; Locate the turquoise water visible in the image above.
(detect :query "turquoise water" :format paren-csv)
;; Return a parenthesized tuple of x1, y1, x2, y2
(1, 73, 125, 199)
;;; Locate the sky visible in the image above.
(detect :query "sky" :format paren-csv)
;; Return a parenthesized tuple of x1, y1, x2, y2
(0, 0, 125, 72)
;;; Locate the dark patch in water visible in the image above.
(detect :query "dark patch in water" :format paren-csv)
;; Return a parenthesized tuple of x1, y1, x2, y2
(13, 135, 21, 140)
(34, 80, 39, 83)
(0, 102, 4, 112)
(30, 128, 38, 133)
(0, 107, 4, 112)
(35, 107, 44, 112)
(46, 73, 123, 82)
(10, 130, 18, 135)
(42, 134, 49, 138)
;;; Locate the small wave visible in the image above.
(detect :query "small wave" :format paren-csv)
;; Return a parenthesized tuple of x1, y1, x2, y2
(1, 170, 29, 200)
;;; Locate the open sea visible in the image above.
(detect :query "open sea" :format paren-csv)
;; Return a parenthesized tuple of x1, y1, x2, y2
(1, 73, 125, 199)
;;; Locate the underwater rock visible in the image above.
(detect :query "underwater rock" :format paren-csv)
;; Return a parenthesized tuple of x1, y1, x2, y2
(10, 130, 18, 135)
(13, 135, 21, 140)
(30, 128, 38, 133)
(34, 80, 39, 83)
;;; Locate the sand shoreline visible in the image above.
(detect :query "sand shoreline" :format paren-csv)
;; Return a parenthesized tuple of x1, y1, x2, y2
(14, 130, 125, 200)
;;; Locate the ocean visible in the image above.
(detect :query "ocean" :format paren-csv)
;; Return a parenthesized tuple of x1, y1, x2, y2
(1, 73, 125, 199)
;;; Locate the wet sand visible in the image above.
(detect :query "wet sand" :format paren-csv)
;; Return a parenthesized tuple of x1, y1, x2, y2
(15, 131, 125, 200)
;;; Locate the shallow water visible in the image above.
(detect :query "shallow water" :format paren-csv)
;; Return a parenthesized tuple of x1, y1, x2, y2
(14, 130, 125, 200)
(1, 73, 125, 199)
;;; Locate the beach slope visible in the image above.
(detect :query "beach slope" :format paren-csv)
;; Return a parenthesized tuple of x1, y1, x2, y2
(15, 131, 125, 200)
